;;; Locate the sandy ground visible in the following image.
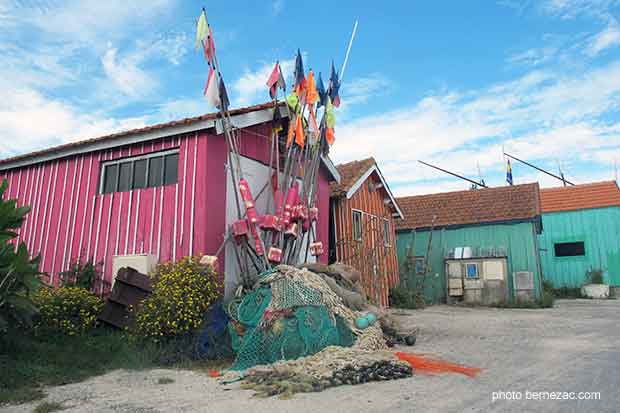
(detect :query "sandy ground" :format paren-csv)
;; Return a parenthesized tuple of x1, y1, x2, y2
(3, 299, 619, 413)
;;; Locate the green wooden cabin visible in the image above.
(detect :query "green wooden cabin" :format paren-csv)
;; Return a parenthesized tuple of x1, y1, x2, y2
(395, 183, 543, 304)
(538, 181, 620, 289)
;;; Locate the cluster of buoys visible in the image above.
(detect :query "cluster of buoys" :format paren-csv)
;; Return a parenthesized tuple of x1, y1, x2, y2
(354, 312, 377, 329)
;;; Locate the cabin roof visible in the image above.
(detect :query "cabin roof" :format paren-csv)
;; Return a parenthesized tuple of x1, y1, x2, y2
(540, 181, 620, 213)
(330, 157, 404, 219)
(395, 183, 541, 231)
(0, 101, 340, 182)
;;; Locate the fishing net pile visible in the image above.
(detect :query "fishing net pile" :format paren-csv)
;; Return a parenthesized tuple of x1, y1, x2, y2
(211, 263, 483, 398)
(226, 264, 372, 371)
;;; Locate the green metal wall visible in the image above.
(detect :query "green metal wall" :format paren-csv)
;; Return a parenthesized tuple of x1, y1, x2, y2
(538, 207, 620, 288)
(396, 222, 542, 304)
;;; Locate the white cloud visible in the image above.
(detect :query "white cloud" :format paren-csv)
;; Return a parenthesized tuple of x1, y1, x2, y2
(587, 20, 620, 55)
(153, 98, 206, 122)
(12, 0, 178, 44)
(0, 87, 148, 156)
(508, 46, 559, 66)
(332, 60, 620, 196)
(101, 46, 157, 99)
(232, 57, 296, 106)
(541, 0, 620, 20)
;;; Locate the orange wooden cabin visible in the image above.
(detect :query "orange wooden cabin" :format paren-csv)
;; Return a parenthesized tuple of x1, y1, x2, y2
(329, 157, 404, 307)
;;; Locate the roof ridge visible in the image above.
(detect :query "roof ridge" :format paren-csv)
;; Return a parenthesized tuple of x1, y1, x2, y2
(0, 101, 279, 166)
(396, 182, 539, 201)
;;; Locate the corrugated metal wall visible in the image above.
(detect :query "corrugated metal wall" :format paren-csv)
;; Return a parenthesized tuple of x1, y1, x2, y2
(396, 222, 542, 303)
(332, 174, 399, 307)
(0, 123, 331, 289)
(538, 207, 620, 287)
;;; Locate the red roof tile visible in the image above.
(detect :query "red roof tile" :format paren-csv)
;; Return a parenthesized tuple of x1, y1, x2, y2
(330, 157, 376, 197)
(540, 181, 620, 213)
(395, 183, 541, 230)
(0, 102, 279, 166)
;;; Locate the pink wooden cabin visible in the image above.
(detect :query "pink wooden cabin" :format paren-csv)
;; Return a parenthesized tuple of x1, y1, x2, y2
(0, 102, 340, 297)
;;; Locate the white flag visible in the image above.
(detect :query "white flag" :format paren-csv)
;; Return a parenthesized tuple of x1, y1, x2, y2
(204, 67, 220, 108)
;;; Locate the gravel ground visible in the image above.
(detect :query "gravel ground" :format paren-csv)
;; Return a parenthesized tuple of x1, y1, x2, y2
(3, 299, 619, 413)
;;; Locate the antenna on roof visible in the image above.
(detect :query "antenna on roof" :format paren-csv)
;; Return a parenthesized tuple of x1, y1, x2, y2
(503, 152, 575, 186)
(556, 160, 567, 187)
(614, 157, 618, 184)
(418, 160, 488, 188)
(476, 162, 485, 188)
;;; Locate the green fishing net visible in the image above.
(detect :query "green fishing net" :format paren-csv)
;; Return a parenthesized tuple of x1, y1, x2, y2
(227, 281, 355, 371)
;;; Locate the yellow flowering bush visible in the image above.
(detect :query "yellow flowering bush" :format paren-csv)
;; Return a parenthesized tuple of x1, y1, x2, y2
(134, 256, 221, 340)
(32, 287, 104, 336)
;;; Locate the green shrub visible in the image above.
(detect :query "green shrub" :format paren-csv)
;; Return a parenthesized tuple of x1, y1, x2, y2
(32, 287, 103, 336)
(134, 256, 221, 341)
(389, 285, 425, 309)
(59, 259, 102, 291)
(492, 293, 554, 309)
(0, 179, 41, 333)
(552, 286, 584, 298)
(585, 268, 605, 285)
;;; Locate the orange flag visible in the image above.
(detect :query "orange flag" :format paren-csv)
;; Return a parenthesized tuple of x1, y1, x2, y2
(326, 127, 335, 145)
(287, 116, 295, 147)
(294, 115, 305, 147)
(306, 69, 318, 105)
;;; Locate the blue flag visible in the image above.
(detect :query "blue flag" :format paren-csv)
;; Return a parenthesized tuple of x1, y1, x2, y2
(316, 72, 327, 108)
(218, 72, 229, 111)
(506, 159, 513, 185)
(328, 61, 341, 107)
(294, 49, 305, 93)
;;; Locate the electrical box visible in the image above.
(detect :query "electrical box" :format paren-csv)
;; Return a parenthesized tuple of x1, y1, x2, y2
(445, 255, 508, 305)
(111, 254, 157, 287)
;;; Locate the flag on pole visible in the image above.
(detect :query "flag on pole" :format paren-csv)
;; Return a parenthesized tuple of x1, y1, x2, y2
(325, 127, 335, 146)
(218, 73, 230, 111)
(203, 27, 216, 64)
(506, 159, 513, 185)
(328, 62, 341, 107)
(286, 91, 301, 114)
(305, 69, 318, 105)
(294, 49, 306, 95)
(316, 72, 327, 108)
(325, 97, 336, 129)
(287, 115, 295, 147)
(196, 10, 209, 50)
(266, 62, 286, 99)
(204, 67, 220, 108)
(294, 114, 305, 147)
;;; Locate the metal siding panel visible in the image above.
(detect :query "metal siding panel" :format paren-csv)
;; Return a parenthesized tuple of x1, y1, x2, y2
(538, 207, 620, 287)
(396, 222, 542, 303)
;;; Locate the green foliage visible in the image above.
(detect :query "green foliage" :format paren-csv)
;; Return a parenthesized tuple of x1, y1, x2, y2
(389, 285, 425, 309)
(33, 401, 65, 413)
(0, 179, 41, 332)
(552, 286, 584, 299)
(0, 329, 161, 405)
(585, 268, 605, 285)
(32, 287, 103, 336)
(492, 293, 554, 309)
(134, 256, 221, 340)
(157, 377, 174, 385)
(58, 259, 102, 291)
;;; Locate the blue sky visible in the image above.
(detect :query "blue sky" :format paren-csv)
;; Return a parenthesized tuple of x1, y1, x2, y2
(1, 0, 620, 195)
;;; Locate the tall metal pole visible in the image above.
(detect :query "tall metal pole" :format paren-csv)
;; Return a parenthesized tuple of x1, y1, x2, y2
(418, 160, 488, 188)
(503, 152, 575, 186)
